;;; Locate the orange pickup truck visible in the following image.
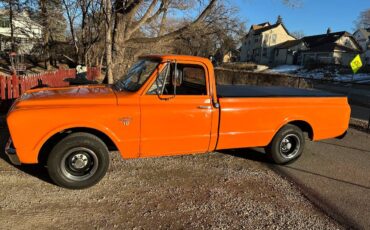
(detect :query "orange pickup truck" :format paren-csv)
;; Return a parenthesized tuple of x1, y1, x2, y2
(6, 55, 350, 189)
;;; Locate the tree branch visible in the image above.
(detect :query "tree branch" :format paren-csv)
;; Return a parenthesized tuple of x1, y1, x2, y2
(126, 0, 159, 38)
(125, 0, 217, 45)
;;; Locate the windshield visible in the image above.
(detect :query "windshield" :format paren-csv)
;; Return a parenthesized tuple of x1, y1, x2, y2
(113, 59, 159, 92)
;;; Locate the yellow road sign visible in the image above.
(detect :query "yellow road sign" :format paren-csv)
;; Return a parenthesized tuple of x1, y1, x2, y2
(350, 54, 363, 74)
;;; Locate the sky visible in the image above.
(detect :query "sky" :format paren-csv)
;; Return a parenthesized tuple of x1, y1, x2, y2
(231, 0, 370, 36)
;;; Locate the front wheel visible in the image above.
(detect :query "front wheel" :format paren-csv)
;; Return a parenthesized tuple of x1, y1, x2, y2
(266, 124, 305, 164)
(47, 132, 109, 189)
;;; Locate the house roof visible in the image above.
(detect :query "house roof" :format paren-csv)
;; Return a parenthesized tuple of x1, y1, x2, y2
(253, 23, 295, 39)
(250, 22, 270, 31)
(301, 43, 359, 53)
(301, 31, 362, 52)
(0, 9, 42, 28)
(276, 40, 303, 49)
(302, 31, 349, 47)
(253, 23, 280, 35)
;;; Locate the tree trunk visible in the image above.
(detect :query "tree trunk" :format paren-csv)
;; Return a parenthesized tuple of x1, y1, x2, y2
(9, 0, 15, 52)
(62, 0, 79, 64)
(39, 0, 51, 70)
(103, 0, 113, 84)
(158, 8, 167, 36)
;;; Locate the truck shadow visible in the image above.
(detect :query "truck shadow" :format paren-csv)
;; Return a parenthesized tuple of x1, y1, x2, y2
(220, 147, 363, 229)
(222, 147, 369, 189)
(0, 128, 54, 185)
(219, 148, 273, 164)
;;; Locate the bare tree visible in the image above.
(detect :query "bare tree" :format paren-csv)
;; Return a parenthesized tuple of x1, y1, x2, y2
(38, 0, 66, 69)
(355, 8, 370, 30)
(98, 0, 217, 83)
(38, 0, 51, 69)
(291, 30, 305, 39)
(102, 0, 112, 83)
(62, 0, 103, 65)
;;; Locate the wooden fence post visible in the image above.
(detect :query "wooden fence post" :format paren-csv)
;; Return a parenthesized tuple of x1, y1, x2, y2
(7, 77, 12, 99)
(12, 74, 19, 98)
(0, 76, 5, 100)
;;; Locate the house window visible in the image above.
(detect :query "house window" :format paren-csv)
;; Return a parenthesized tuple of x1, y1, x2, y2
(271, 34, 277, 44)
(263, 48, 267, 57)
(343, 38, 350, 47)
(0, 18, 10, 28)
(276, 49, 280, 56)
(254, 37, 259, 43)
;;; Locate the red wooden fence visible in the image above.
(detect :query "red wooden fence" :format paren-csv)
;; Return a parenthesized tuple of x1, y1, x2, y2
(0, 69, 76, 100)
(0, 67, 102, 101)
(86, 67, 101, 81)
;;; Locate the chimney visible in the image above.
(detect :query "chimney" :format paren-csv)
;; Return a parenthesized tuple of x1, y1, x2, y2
(327, 27, 332, 34)
(276, 15, 283, 24)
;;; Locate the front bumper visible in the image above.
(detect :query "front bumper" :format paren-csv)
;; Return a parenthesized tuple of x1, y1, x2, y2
(5, 138, 21, 165)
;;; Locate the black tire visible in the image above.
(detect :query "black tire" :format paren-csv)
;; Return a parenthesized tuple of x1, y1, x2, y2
(47, 132, 109, 189)
(266, 124, 305, 164)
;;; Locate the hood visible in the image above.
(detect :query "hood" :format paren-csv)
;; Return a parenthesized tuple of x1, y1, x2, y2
(13, 85, 117, 109)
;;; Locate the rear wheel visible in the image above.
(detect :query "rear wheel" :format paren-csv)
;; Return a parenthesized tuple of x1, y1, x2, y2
(47, 132, 109, 189)
(266, 124, 305, 164)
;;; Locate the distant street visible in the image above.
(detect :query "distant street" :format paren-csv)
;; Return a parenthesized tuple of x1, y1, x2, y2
(313, 82, 370, 108)
(351, 105, 370, 121)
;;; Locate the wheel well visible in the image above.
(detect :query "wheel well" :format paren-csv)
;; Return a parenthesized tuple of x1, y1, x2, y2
(288, 121, 314, 140)
(38, 127, 118, 165)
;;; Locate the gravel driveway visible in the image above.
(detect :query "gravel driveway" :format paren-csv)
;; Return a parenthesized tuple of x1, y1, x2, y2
(0, 147, 340, 229)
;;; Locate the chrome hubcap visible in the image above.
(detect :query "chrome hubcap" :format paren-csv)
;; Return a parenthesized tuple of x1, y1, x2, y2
(279, 134, 300, 159)
(61, 147, 99, 181)
(70, 153, 89, 169)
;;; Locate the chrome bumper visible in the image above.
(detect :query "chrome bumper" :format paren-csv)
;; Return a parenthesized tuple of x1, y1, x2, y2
(5, 138, 21, 165)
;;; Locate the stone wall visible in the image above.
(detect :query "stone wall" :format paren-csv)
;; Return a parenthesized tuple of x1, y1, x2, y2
(214, 68, 311, 89)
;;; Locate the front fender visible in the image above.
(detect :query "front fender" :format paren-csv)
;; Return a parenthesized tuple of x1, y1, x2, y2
(34, 122, 122, 156)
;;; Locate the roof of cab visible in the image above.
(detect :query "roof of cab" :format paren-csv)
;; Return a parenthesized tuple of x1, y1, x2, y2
(140, 54, 212, 64)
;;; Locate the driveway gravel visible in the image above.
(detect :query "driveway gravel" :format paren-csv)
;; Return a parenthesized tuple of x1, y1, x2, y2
(0, 147, 340, 229)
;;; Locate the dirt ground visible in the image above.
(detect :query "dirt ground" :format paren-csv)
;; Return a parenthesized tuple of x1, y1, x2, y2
(0, 147, 341, 229)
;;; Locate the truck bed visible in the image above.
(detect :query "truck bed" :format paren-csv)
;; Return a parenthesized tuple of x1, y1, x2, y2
(217, 85, 344, 98)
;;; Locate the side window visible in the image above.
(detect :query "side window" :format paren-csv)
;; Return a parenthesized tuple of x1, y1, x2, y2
(182, 67, 206, 86)
(147, 64, 170, 95)
(177, 65, 207, 95)
(147, 63, 207, 96)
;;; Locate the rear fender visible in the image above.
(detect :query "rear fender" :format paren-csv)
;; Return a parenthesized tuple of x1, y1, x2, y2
(273, 117, 315, 141)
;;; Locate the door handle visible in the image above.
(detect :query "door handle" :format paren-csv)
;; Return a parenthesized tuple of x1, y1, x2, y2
(197, 105, 212, 109)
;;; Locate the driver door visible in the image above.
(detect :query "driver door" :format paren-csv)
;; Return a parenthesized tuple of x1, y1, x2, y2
(140, 62, 213, 157)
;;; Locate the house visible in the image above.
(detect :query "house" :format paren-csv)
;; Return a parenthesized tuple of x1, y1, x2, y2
(240, 16, 296, 64)
(222, 49, 240, 63)
(300, 31, 362, 66)
(0, 10, 42, 54)
(273, 30, 362, 66)
(353, 28, 370, 65)
(274, 40, 307, 65)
